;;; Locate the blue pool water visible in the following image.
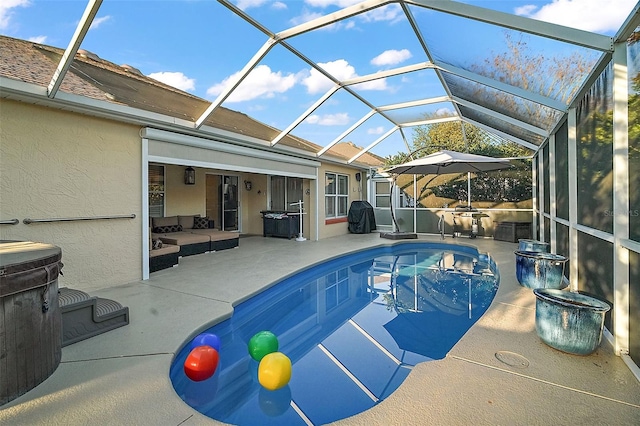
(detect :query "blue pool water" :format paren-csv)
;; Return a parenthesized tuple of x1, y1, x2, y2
(170, 242, 499, 425)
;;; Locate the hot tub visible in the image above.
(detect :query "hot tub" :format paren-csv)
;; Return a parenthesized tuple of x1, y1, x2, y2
(0, 241, 63, 405)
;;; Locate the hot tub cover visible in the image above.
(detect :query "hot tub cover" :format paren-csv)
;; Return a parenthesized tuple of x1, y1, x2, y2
(0, 241, 62, 297)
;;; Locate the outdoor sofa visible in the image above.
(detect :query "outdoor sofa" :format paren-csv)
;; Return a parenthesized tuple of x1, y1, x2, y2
(149, 243, 181, 273)
(149, 215, 239, 272)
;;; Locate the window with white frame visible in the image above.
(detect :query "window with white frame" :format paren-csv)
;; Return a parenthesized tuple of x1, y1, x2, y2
(325, 172, 349, 218)
(374, 180, 391, 208)
(270, 176, 303, 211)
(149, 164, 165, 217)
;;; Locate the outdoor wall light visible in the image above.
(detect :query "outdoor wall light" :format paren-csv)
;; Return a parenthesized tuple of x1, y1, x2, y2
(244, 180, 252, 191)
(184, 167, 195, 185)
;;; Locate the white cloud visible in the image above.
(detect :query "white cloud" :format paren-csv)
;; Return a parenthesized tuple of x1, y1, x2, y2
(89, 15, 111, 30)
(148, 72, 196, 92)
(272, 1, 287, 10)
(302, 59, 387, 94)
(358, 4, 403, 24)
(207, 64, 297, 102)
(236, 0, 269, 11)
(351, 78, 388, 91)
(514, 5, 537, 16)
(322, 19, 356, 32)
(305, 113, 350, 126)
(371, 49, 412, 67)
(28, 35, 47, 44)
(302, 59, 353, 94)
(515, 0, 635, 33)
(435, 107, 453, 116)
(292, 1, 401, 29)
(0, 0, 29, 30)
(367, 126, 385, 135)
(289, 9, 324, 26)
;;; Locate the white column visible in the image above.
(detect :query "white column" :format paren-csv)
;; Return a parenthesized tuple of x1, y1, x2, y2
(612, 41, 630, 356)
(532, 154, 538, 238)
(549, 134, 557, 253)
(538, 152, 545, 241)
(568, 108, 579, 292)
(413, 174, 417, 233)
(314, 170, 320, 241)
(141, 138, 150, 280)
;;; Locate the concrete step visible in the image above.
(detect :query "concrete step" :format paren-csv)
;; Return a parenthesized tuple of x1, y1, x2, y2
(58, 287, 129, 347)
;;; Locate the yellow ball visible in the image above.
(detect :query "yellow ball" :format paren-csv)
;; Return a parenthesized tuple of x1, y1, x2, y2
(258, 352, 292, 391)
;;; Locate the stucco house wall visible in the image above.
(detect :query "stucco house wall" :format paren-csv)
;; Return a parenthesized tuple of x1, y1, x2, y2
(0, 99, 142, 292)
(164, 164, 207, 217)
(318, 163, 367, 240)
(0, 100, 371, 293)
(238, 174, 272, 237)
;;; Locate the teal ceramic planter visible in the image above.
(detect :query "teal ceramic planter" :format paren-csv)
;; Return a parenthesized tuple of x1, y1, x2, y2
(518, 239, 550, 253)
(515, 251, 568, 289)
(533, 289, 611, 355)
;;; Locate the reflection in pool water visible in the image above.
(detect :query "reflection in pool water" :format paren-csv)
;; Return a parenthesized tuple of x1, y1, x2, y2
(170, 243, 499, 425)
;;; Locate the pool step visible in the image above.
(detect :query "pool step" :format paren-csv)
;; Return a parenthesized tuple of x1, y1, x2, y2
(58, 287, 130, 347)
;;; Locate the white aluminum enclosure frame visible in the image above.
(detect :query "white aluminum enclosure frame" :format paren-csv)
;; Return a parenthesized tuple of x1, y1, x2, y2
(43, 0, 616, 161)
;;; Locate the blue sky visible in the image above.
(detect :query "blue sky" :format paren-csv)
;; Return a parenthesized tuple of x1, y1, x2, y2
(1, 0, 636, 158)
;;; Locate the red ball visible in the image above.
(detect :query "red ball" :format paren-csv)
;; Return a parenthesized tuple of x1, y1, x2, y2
(184, 345, 219, 382)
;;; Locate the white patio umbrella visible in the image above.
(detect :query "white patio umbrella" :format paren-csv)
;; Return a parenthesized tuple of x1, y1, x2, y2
(384, 150, 513, 175)
(382, 150, 512, 237)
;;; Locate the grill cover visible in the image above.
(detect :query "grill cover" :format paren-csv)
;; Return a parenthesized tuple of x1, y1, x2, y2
(348, 201, 376, 234)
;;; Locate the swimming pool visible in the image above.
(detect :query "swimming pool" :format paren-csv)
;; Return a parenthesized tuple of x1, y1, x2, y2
(170, 242, 499, 425)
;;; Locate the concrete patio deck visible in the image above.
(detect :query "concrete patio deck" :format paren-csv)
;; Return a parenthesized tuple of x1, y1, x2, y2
(1, 233, 639, 425)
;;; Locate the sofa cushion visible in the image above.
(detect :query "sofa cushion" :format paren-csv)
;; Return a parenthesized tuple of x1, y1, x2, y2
(158, 232, 210, 246)
(209, 231, 239, 242)
(193, 216, 209, 229)
(152, 216, 179, 228)
(149, 243, 180, 258)
(178, 215, 199, 229)
(190, 228, 238, 241)
(154, 224, 183, 234)
(152, 238, 163, 250)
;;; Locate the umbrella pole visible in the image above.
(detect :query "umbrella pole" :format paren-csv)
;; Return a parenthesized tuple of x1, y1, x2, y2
(382, 175, 417, 240)
(390, 175, 400, 232)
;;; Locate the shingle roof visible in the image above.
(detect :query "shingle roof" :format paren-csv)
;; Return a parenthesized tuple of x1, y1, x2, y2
(0, 35, 384, 168)
(325, 141, 386, 167)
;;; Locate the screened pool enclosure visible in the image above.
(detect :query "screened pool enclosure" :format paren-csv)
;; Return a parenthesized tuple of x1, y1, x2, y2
(7, 0, 640, 379)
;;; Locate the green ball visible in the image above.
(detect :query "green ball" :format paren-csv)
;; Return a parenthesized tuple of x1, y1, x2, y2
(248, 331, 279, 361)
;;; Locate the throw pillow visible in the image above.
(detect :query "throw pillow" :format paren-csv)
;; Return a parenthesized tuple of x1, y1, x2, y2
(152, 216, 179, 228)
(193, 216, 209, 229)
(152, 238, 163, 250)
(178, 214, 199, 229)
(153, 224, 183, 233)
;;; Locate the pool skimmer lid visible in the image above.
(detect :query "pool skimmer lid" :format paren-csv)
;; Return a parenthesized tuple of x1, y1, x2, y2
(495, 351, 530, 368)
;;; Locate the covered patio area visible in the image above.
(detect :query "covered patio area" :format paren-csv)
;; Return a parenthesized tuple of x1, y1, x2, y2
(1, 234, 638, 424)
